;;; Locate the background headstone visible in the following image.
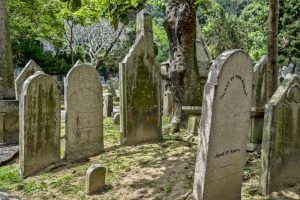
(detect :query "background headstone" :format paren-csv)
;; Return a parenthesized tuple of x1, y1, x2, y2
(103, 93, 113, 117)
(113, 113, 120, 125)
(65, 64, 103, 162)
(119, 10, 162, 145)
(163, 91, 173, 117)
(193, 50, 253, 200)
(260, 74, 300, 195)
(19, 72, 61, 178)
(248, 55, 268, 150)
(86, 164, 106, 195)
(15, 60, 44, 100)
(0, 0, 15, 99)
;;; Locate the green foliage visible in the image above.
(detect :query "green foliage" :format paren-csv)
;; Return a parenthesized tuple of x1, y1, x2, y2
(153, 22, 169, 63)
(278, 0, 300, 66)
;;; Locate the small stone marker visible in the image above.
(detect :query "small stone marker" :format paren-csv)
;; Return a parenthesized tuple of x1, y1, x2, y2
(119, 10, 162, 145)
(15, 60, 44, 100)
(193, 50, 253, 200)
(260, 74, 300, 195)
(65, 64, 103, 162)
(103, 93, 113, 117)
(163, 91, 173, 117)
(113, 113, 120, 125)
(86, 164, 106, 195)
(19, 72, 61, 178)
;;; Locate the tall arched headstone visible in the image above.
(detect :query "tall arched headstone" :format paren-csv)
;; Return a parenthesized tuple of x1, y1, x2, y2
(260, 74, 300, 195)
(193, 50, 253, 200)
(65, 64, 103, 162)
(119, 10, 162, 145)
(19, 72, 61, 178)
(15, 60, 44, 100)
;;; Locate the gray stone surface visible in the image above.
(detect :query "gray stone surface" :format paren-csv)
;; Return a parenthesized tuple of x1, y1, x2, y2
(103, 93, 113, 117)
(187, 115, 201, 135)
(248, 55, 268, 150)
(0, 0, 15, 99)
(113, 113, 120, 125)
(193, 50, 253, 200)
(260, 74, 300, 195)
(65, 64, 103, 162)
(15, 60, 44, 100)
(86, 164, 106, 195)
(19, 72, 61, 178)
(0, 145, 18, 165)
(0, 192, 19, 200)
(163, 91, 173, 117)
(119, 10, 162, 145)
(0, 100, 18, 145)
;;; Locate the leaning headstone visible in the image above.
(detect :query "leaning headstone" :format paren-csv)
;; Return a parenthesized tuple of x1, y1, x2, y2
(15, 60, 44, 100)
(163, 91, 173, 117)
(19, 72, 61, 178)
(103, 93, 113, 117)
(86, 164, 106, 195)
(260, 73, 300, 195)
(248, 55, 267, 151)
(119, 10, 162, 145)
(0, 0, 15, 99)
(65, 64, 103, 162)
(193, 50, 253, 200)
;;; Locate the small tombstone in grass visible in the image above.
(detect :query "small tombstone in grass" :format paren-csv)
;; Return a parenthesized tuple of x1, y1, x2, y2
(86, 164, 106, 195)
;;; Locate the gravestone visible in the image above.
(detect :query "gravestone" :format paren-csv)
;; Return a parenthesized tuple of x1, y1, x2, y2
(113, 113, 120, 125)
(103, 93, 113, 117)
(260, 74, 300, 195)
(163, 91, 173, 117)
(193, 50, 253, 200)
(86, 164, 106, 194)
(248, 55, 267, 151)
(15, 60, 44, 100)
(119, 10, 162, 145)
(0, 0, 15, 99)
(19, 72, 61, 178)
(182, 106, 202, 136)
(65, 64, 103, 162)
(0, 0, 19, 145)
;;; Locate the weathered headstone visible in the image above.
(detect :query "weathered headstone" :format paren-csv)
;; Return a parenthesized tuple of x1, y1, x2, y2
(86, 164, 106, 195)
(19, 72, 61, 178)
(182, 106, 202, 136)
(260, 74, 300, 195)
(193, 50, 253, 200)
(163, 91, 173, 117)
(248, 55, 268, 151)
(0, 0, 19, 145)
(103, 93, 113, 117)
(65, 64, 103, 162)
(119, 10, 162, 145)
(0, 0, 15, 99)
(15, 60, 44, 100)
(113, 113, 120, 125)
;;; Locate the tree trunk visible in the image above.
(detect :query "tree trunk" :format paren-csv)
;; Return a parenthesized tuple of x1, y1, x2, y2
(266, 0, 279, 100)
(164, 0, 202, 133)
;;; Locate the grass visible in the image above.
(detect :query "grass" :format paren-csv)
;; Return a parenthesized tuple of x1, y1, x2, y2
(1, 117, 300, 199)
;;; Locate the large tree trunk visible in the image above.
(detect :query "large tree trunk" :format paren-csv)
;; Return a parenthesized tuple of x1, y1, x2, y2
(266, 0, 279, 100)
(164, 0, 202, 133)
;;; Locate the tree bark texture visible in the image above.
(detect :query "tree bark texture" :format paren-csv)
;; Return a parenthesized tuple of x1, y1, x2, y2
(266, 0, 279, 100)
(164, 0, 202, 132)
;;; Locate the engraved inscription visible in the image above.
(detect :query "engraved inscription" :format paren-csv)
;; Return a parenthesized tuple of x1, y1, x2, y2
(220, 74, 248, 99)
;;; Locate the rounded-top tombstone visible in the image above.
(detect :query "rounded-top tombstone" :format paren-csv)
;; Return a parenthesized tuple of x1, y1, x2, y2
(19, 72, 61, 178)
(193, 50, 253, 200)
(64, 63, 103, 162)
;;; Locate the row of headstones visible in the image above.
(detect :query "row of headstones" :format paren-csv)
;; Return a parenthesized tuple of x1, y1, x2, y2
(18, 61, 105, 178)
(192, 50, 300, 199)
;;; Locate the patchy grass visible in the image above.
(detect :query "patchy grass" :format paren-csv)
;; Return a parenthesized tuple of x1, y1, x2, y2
(1, 119, 300, 199)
